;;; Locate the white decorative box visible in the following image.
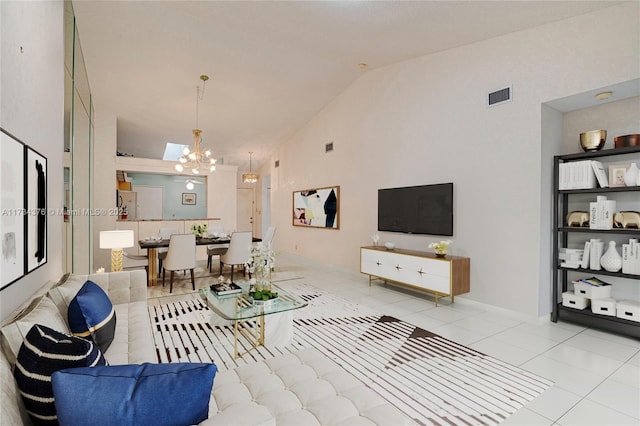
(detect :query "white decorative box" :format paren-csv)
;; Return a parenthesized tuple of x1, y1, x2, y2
(573, 282, 611, 299)
(591, 298, 617, 316)
(562, 292, 590, 310)
(616, 300, 640, 323)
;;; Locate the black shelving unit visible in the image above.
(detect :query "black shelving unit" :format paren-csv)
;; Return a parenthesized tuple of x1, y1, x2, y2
(552, 146, 640, 339)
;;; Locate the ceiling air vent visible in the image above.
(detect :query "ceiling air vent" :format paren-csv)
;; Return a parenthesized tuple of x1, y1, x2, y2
(325, 142, 334, 153)
(487, 86, 512, 107)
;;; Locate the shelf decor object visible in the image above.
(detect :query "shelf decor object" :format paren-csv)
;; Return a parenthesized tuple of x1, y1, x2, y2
(428, 240, 453, 257)
(552, 145, 640, 339)
(600, 241, 622, 272)
(623, 162, 639, 186)
(579, 129, 606, 152)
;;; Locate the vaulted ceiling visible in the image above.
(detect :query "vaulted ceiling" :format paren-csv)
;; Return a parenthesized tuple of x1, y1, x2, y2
(73, 1, 621, 171)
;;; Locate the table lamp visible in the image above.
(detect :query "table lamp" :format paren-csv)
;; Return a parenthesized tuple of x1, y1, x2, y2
(100, 230, 134, 272)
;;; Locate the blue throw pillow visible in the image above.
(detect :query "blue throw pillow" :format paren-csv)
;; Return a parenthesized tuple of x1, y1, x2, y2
(52, 362, 217, 426)
(68, 280, 116, 352)
(14, 324, 107, 425)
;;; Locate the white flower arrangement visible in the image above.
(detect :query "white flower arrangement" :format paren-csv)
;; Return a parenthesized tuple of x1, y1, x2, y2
(191, 223, 207, 237)
(428, 240, 452, 254)
(245, 243, 276, 288)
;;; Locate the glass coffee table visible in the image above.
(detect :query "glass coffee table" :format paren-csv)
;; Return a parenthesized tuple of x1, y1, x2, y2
(199, 282, 307, 359)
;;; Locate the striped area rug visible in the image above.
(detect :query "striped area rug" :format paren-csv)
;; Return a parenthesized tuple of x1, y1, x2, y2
(148, 282, 553, 426)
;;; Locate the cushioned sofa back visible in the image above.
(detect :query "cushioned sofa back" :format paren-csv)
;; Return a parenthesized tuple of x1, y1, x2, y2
(48, 270, 147, 322)
(0, 344, 31, 425)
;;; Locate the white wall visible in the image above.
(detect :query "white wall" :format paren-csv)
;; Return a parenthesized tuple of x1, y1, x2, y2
(1, 0, 65, 321)
(91, 113, 118, 272)
(270, 3, 640, 318)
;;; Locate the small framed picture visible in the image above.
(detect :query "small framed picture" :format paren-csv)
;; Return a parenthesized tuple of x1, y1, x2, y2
(609, 164, 629, 187)
(182, 193, 196, 205)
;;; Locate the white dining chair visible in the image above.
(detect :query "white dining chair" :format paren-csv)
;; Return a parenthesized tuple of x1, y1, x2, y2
(219, 231, 253, 282)
(162, 234, 196, 293)
(158, 227, 179, 275)
(206, 227, 229, 273)
(123, 251, 148, 281)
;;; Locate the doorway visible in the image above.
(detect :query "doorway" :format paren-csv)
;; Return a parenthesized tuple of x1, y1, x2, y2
(237, 188, 254, 233)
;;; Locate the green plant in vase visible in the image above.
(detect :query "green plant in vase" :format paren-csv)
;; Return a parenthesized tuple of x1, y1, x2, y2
(251, 289, 278, 301)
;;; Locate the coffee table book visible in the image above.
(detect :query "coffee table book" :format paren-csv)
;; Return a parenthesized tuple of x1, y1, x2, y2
(210, 282, 242, 296)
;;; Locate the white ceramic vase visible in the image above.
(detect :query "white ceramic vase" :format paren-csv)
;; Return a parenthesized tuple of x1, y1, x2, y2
(600, 241, 622, 272)
(623, 163, 638, 187)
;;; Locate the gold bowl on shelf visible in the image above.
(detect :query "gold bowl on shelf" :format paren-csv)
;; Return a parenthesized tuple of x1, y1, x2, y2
(579, 130, 606, 152)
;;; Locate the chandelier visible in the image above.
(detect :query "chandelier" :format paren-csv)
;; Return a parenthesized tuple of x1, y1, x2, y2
(242, 151, 259, 183)
(175, 75, 216, 174)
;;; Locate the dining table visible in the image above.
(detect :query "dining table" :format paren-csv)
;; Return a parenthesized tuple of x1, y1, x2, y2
(138, 236, 261, 287)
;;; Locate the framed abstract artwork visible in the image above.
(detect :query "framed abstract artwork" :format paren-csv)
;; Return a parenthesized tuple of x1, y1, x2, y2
(26, 146, 47, 272)
(1, 128, 26, 289)
(292, 186, 340, 229)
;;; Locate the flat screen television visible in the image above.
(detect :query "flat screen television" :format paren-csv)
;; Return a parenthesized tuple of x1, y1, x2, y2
(378, 182, 453, 236)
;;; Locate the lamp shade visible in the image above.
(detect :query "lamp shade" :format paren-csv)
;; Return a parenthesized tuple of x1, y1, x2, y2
(100, 230, 134, 249)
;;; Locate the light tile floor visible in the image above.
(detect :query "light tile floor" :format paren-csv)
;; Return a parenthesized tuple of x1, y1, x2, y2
(146, 253, 640, 426)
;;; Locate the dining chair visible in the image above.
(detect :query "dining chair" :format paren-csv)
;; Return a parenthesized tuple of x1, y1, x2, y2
(206, 227, 229, 273)
(219, 231, 253, 282)
(158, 227, 179, 275)
(162, 234, 196, 293)
(123, 251, 148, 281)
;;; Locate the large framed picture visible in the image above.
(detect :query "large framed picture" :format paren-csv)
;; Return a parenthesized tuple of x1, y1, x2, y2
(182, 193, 196, 205)
(26, 146, 47, 272)
(292, 186, 340, 229)
(1, 128, 26, 289)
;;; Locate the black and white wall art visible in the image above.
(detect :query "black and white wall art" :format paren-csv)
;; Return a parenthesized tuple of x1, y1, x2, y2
(26, 146, 47, 272)
(1, 128, 26, 289)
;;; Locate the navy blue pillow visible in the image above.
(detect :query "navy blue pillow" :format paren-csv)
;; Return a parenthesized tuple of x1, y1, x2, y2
(14, 324, 107, 425)
(68, 280, 116, 353)
(52, 362, 217, 426)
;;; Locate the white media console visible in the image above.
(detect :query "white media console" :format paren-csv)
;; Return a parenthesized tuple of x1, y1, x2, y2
(360, 246, 470, 306)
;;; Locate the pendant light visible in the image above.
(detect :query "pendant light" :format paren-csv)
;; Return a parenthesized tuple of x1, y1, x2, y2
(242, 152, 259, 183)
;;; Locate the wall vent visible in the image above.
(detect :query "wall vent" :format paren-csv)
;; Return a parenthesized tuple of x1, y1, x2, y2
(325, 142, 334, 153)
(275, 160, 279, 168)
(487, 86, 512, 107)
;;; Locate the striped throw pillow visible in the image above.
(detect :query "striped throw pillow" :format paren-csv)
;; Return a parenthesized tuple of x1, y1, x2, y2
(68, 280, 116, 353)
(13, 324, 106, 425)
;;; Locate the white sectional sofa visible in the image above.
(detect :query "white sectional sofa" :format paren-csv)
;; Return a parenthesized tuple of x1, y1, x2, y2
(1, 270, 412, 425)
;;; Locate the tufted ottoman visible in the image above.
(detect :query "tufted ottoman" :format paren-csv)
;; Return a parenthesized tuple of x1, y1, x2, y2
(203, 347, 414, 425)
